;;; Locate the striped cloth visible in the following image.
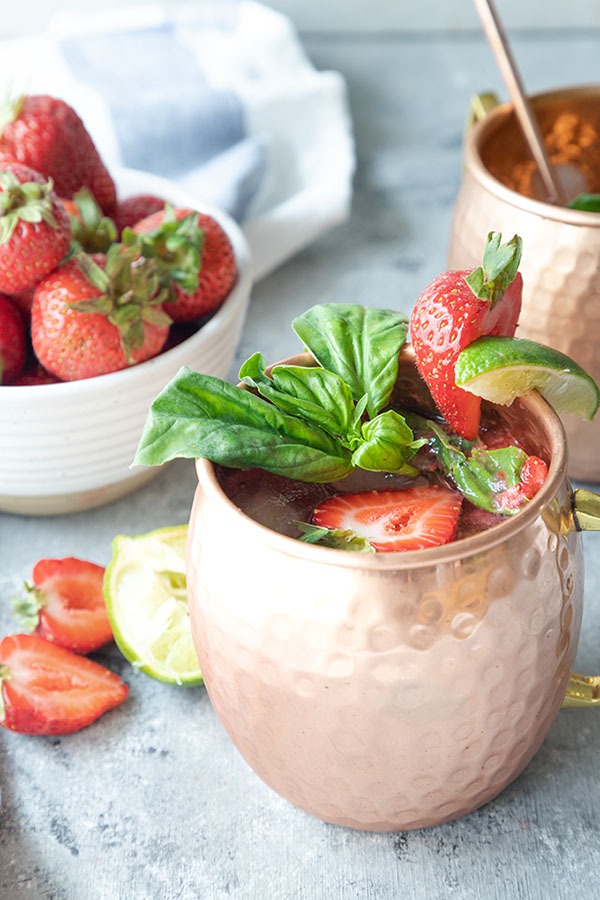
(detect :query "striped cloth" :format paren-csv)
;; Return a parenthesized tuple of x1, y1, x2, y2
(0, 1, 355, 279)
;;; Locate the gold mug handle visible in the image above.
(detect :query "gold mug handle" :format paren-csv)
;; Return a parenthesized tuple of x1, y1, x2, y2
(465, 91, 500, 133)
(562, 489, 600, 707)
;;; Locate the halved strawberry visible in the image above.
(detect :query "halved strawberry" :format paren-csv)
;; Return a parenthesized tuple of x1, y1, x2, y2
(410, 232, 523, 440)
(13, 557, 113, 653)
(312, 485, 462, 552)
(0, 633, 128, 735)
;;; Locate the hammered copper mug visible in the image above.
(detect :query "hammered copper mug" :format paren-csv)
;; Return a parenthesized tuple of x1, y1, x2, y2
(448, 85, 600, 482)
(186, 347, 600, 833)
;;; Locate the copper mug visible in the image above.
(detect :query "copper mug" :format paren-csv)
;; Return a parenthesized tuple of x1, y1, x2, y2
(447, 85, 600, 482)
(186, 347, 600, 833)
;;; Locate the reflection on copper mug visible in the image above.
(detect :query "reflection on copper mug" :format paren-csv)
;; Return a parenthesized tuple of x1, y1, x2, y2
(186, 348, 600, 833)
(448, 85, 600, 482)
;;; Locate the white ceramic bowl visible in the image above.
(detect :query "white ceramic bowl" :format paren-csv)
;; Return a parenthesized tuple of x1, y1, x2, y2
(0, 167, 253, 516)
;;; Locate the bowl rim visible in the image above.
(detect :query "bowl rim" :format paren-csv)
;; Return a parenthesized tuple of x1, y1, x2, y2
(194, 346, 571, 571)
(464, 83, 600, 227)
(1, 165, 253, 402)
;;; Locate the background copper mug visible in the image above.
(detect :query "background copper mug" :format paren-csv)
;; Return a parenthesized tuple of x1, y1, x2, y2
(447, 85, 600, 482)
(186, 348, 600, 833)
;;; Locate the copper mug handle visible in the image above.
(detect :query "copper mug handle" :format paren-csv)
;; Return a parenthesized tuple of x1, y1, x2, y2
(561, 489, 600, 707)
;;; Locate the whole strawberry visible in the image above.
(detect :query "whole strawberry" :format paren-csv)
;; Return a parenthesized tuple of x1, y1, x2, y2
(0, 293, 26, 383)
(131, 205, 237, 322)
(31, 245, 171, 381)
(113, 193, 166, 235)
(410, 232, 523, 440)
(0, 162, 71, 294)
(0, 94, 117, 213)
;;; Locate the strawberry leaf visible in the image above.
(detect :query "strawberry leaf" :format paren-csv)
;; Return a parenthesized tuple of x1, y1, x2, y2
(464, 232, 522, 305)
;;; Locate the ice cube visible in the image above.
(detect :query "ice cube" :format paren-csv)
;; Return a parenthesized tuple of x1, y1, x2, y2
(217, 467, 330, 536)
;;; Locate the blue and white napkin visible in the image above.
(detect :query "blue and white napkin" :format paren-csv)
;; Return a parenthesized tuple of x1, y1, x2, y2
(0, 1, 355, 279)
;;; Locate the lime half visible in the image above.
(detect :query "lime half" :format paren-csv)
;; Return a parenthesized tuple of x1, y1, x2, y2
(104, 525, 202, 686)
(455, 336, 600, 421)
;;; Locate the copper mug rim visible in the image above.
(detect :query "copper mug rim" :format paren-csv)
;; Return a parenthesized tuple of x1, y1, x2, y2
(194, 346, 569, 572)
(464, 83, 600, 227)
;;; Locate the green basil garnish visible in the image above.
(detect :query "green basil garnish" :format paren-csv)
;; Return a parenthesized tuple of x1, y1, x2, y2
(292, 304, 408, 417)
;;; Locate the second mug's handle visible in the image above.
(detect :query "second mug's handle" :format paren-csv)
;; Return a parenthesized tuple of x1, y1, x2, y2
(563, 489, 600, 707)
(465, 91, 500, 133)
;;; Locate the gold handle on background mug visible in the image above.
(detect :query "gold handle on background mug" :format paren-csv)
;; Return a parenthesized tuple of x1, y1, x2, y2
(563, 489, 600, 707)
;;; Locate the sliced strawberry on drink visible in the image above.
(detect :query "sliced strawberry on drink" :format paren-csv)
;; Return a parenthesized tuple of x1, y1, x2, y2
(14, 557, 114, 654)
(0, 633, 128, 735)
(410, 232, 523, 440)
(312, 485, 462, 552)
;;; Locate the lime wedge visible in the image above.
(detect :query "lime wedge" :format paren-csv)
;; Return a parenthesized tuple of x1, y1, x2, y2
(455, 336, 600, 421)
(103, 525, 202, 686)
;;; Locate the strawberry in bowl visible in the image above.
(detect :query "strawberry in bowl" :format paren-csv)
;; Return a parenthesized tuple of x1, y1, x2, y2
(0, 165, 252, 515)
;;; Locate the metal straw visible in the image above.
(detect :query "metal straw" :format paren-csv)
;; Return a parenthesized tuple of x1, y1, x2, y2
(473, 0, 568, 205)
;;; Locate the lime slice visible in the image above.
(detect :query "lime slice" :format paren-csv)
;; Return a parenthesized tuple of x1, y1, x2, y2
(455, 336, 600, 420)
(104, 525, 202, 686)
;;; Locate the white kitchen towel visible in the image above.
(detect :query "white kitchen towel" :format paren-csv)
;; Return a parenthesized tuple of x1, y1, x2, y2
(0, 1, 355, 280)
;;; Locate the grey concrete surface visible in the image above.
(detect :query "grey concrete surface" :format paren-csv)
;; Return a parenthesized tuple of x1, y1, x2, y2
(2, 23, 600, 900)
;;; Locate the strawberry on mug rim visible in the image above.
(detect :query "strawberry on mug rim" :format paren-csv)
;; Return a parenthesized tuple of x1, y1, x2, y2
(410, 232, 523, 440)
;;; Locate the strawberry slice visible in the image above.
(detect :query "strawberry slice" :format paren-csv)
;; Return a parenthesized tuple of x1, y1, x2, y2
(0, 634, 128, 734)
(14, 557, 114, 654)
(312, 485, 462, 552)
(410, 232, 523, 440)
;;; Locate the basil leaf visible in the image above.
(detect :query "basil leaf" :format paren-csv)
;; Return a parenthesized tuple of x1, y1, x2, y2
(293, 521, 375, 553)
(133, 366, 354, 482)
(351, 410, 424, 474)
(419, 418, 527, 514)
(292, 304, 408, 417)
(239, 352, 357, 438)
(568, 193, 600, 213)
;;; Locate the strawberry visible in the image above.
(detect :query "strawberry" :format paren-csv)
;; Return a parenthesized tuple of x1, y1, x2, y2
(31, 244, 171, 381)
(312, 485, 462, 552)
(60, 187, 117, 253)
(9, 362, 61, 386)
(0, 633, 128, 735)
(13, 557, 113, 654)
(410, 233, 523, 440)
(0, 94, 117, 213)
(0, 162, 71, 294)
(0, 293, 26, 383)
(113, 193, 165, 235)
(492, 455, 548, 512)
(131, 206, 237, 321)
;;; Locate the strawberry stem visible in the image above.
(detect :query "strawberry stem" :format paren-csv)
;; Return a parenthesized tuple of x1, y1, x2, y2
(463, 232, 522, 305)
(0, 171, 59, 243)
(0, 94, 24, 137)
(71, 244, 172, 363)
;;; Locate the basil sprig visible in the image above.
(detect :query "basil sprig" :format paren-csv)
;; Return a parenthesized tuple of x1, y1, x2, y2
(408, 414, 528, 514)
(292, 304, 408, 417)
(134, 303, 419, 482)
(294, 522, 375, 553)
